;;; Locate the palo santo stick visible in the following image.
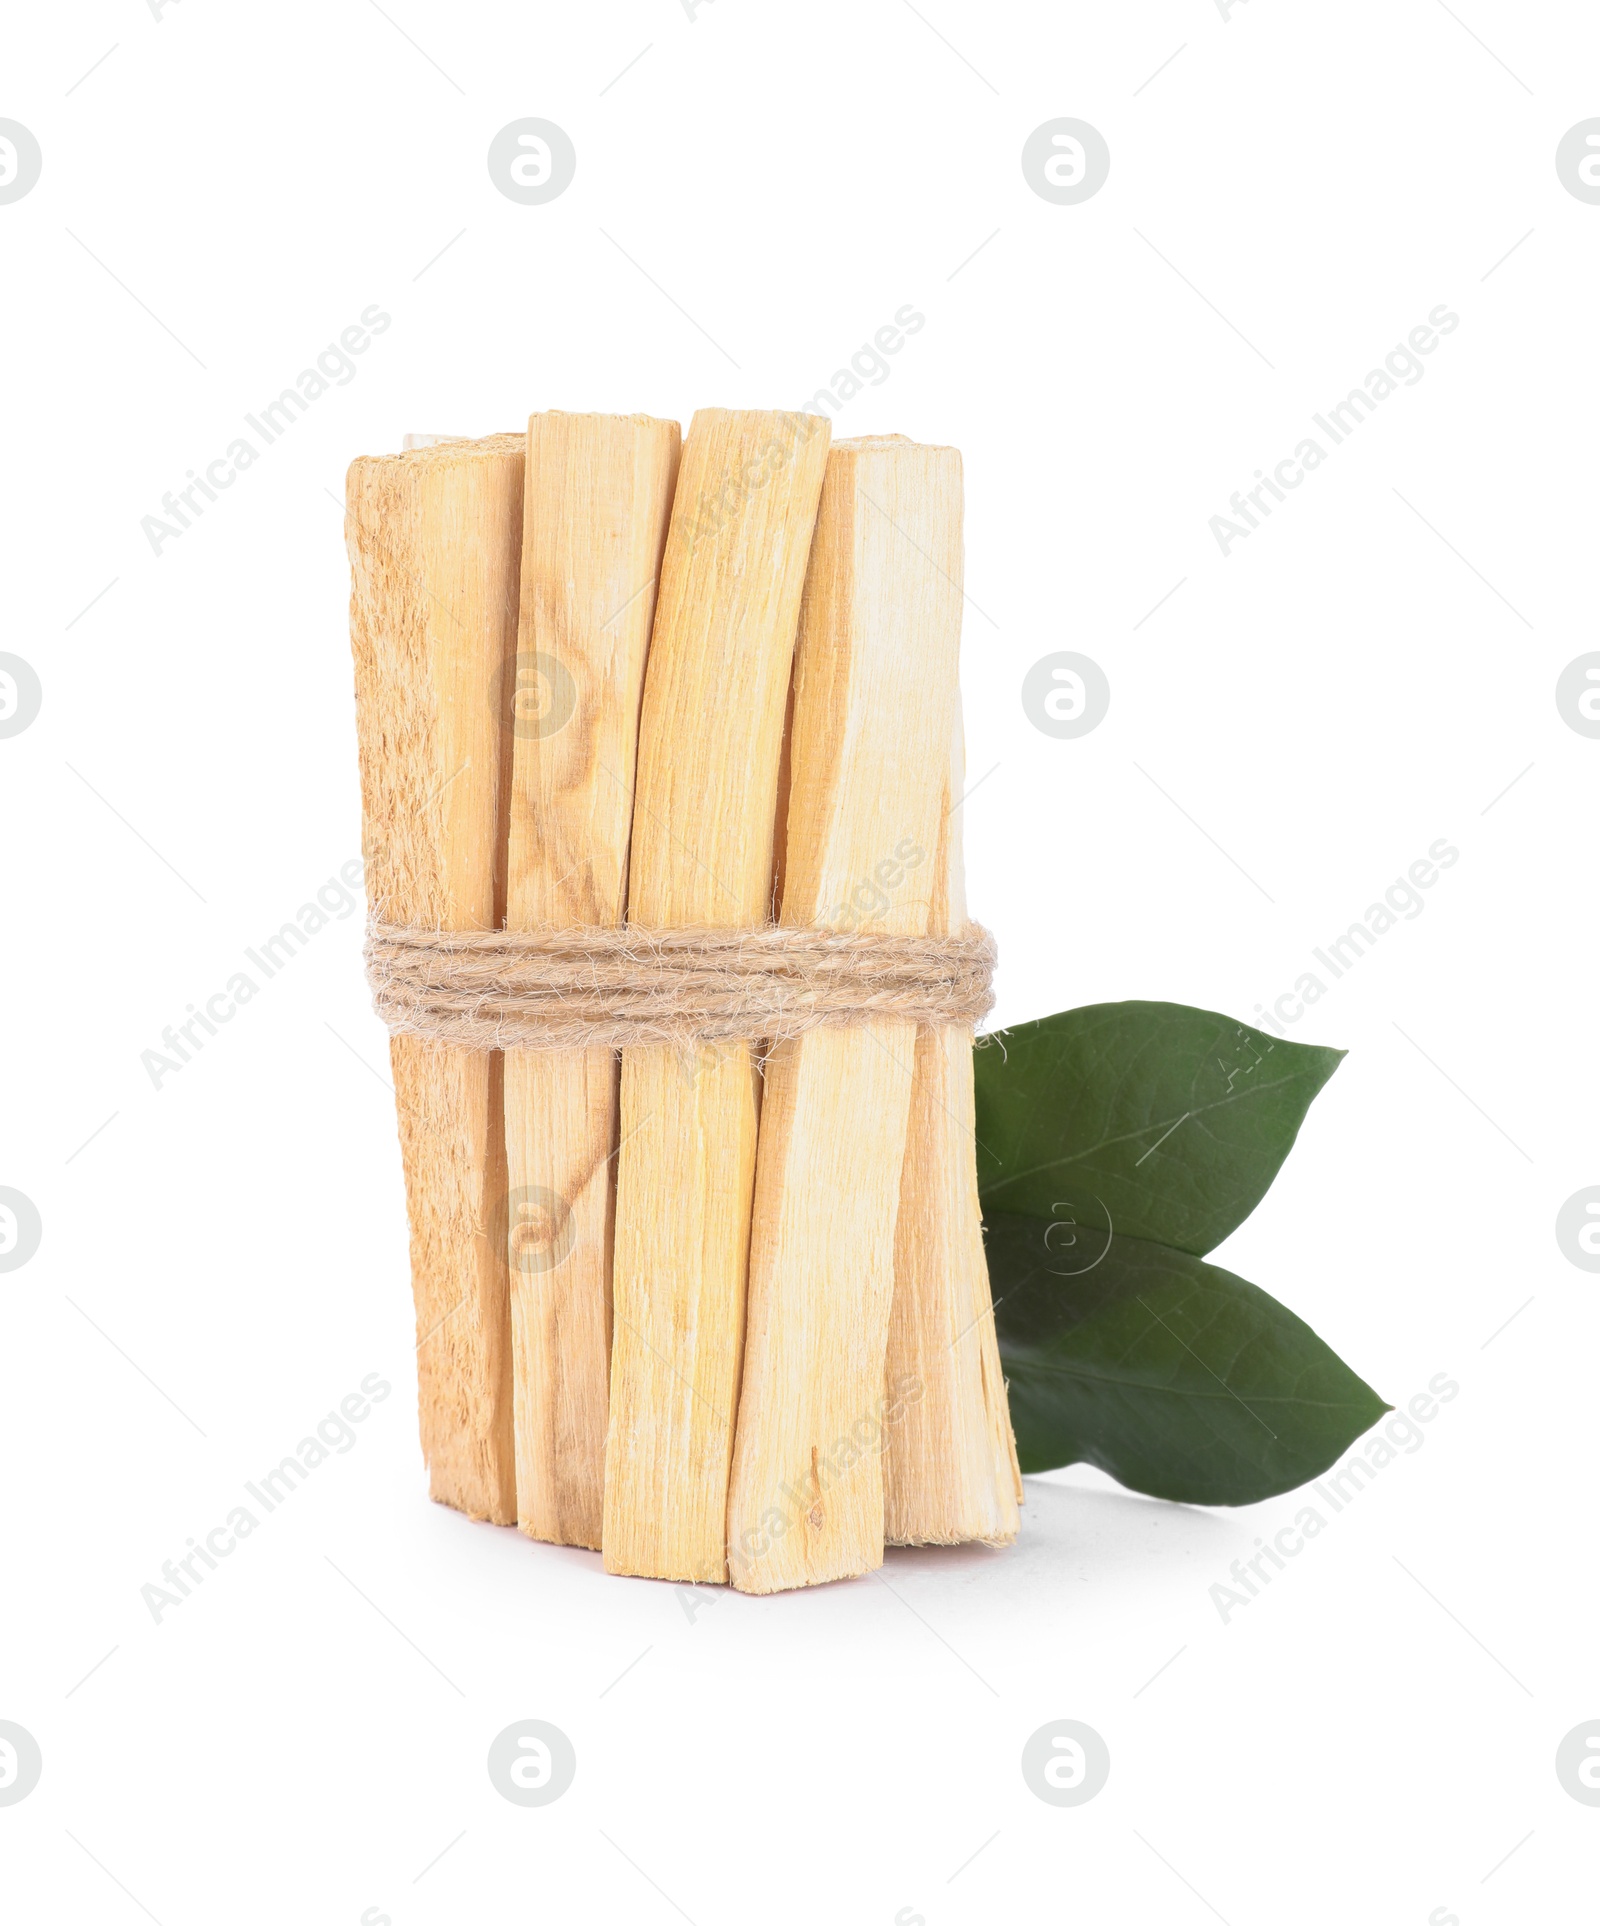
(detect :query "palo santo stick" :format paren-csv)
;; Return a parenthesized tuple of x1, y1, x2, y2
(504, 412, 680, 1551)
(726, 436, 965, 1594)
(882, 711, 1022, 1547)
(604, 409, 831, 1582)
(346, 434, 524, 1524)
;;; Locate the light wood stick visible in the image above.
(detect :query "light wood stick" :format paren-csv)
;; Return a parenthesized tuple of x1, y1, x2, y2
(346, 435, 525, 1523)
(504, 412, 680, 1551)
(726, 437, 965, 1593)
(604, 409, 831, 1582)
(882, 711, 1022, 1547)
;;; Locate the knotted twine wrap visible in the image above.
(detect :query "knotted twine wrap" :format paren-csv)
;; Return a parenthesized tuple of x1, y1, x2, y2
(365, 920, 996, 1053)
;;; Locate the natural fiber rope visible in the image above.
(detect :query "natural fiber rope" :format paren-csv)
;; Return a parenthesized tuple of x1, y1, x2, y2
(365, 919, 996, 1052)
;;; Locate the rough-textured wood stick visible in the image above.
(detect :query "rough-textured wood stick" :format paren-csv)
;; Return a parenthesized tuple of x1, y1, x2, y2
(604, 409, 831, 1582)
(882, 711, 1022, 1548)
(503, 412, 680, 1551)
(346, 434, 525, 1524)
(726, 437, 965, 1594)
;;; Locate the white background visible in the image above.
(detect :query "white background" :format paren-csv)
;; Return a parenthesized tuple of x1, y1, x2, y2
(3, 2, 1597, 1921)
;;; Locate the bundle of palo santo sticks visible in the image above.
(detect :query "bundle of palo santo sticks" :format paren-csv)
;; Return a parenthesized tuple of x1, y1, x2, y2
(346, 410, 1020, 1594)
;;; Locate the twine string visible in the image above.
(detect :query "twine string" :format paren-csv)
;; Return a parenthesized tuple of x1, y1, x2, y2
(365, 919, 996, 1052)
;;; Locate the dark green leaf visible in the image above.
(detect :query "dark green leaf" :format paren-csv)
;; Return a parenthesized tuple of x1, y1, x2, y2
(988, 1211, 1387, 1505)
(975, 1002, 1343, 1255)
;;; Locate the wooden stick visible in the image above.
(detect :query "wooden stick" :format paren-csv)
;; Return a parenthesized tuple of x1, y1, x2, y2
(346, 434, 524, 1524)
(503, 412, 680, 1551)
(882, 711, 1022, 1548)
(726, 437, 966, 1593)
(604, 409, 831, 1582)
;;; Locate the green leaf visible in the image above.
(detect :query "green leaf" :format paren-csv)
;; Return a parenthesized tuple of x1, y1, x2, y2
(988, 1211, 1388, 1505)
(974, 1002, 1343, 1256)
